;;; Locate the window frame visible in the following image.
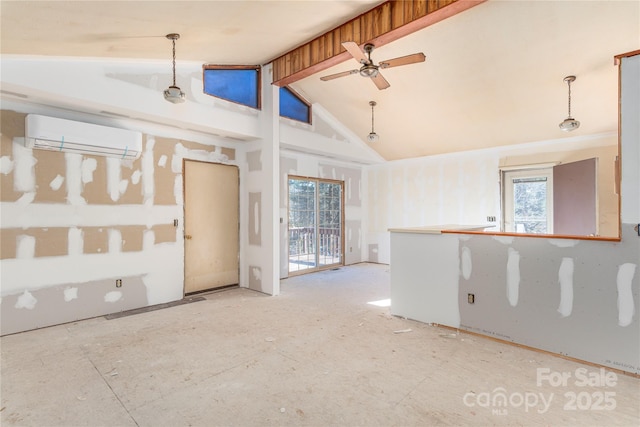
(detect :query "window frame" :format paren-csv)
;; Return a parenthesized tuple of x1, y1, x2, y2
(279, 86, 312, 124)
(502, 167, 554, 234)
(202, 64, 262, 110)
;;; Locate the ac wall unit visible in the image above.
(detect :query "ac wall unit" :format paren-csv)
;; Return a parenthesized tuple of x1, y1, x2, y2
(25, 114, 143, 160)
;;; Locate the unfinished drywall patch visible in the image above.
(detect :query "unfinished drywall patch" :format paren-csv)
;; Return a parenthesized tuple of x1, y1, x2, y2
(104, 291, 122, 303)
(108, 229, 122, 253)
(461, 246, 472, 280)
(68, 227, 83, 256)
(33, 149, 66, 203)
(1, 275, 148, 335)
(617, 263, 636, 327)
(247, 149, 262, 172)
(49, 174, 64, 191)
(66, 153, 89, 205)
(0, 111, 23, 202)
(506, 247, 520, 307)
(63, 287, 78, 302)
(16, 235, 35, 259)
(151, 224, 177, 244)
(221, 147, 235, 161)
(249, 192, 261, 246)
(15, 290, 37, 310)
(368, 244, 378, 263)
(119, 225, 145, 252)
(557, 257, 574, 317)
(249, 265, 262, 289)
(82, 227, 108, 254)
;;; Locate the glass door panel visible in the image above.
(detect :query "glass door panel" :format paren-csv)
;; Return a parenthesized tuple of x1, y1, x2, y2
(288, 179, 316, 273)
(288, 177, 343, 275)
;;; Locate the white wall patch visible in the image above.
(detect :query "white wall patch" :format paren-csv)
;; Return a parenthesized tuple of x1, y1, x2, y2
(49, 174, 64, 191)
(131, 169, 142, 185)
(549, 239, 579, 248)
(617, 263, 636, 327)
(506, 247, 520, 307)
(81, 157, 97, 184)
(66, 153, 86, 205)
(15, 290, 37, 310)
(108, 229, 122, 253)
(0, 155, 15, 175)
(68, 227, 84, 256)
(493, 235, 514, 245)
(252, 267, 262, 281)
(104, 291, 122, 303)
(64, 287, 78, 302)
(158, 155, 168, 167)
(16, 235, 36, 259)
(557, 257, 574, 317)
(461, 246, 472, 280)
(13, 139, 36, 192)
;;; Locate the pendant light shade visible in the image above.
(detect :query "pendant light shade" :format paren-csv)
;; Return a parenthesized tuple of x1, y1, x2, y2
(367, 101, 379, 142)
(559, 75, 579, 131)
(164, 33, 185, 104)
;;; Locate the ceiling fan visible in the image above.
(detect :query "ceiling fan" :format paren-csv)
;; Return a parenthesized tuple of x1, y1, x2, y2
(320, 41, 426, 90)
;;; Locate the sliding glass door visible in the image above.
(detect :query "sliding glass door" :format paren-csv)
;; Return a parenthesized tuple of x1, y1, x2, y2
(288, 177, 343, 275)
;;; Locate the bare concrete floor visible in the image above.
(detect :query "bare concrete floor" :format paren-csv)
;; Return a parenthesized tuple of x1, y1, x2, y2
(2, 263, 639, 426)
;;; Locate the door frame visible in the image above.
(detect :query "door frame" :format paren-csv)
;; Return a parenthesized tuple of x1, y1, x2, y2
(287, 174, 345, 276)
(183, 159, 240, 295)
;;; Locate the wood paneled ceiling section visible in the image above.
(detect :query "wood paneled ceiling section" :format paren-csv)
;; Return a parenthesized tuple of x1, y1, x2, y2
(271, 0, 485, 87)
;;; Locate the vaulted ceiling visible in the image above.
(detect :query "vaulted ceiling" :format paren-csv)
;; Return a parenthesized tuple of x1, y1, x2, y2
(1, 1, 638, 161)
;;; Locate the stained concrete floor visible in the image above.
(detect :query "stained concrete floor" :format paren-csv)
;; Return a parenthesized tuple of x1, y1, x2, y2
(1, 263, 639, 426)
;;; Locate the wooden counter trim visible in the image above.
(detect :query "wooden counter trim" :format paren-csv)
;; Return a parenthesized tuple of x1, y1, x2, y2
(441, 229, 622, 242)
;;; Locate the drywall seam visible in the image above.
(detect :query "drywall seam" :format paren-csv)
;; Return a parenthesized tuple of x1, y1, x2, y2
(557, 257, 574, 317)
(0, 203, 179, 228)
(66, 153, 86, 205)
(506, 247, 520, 306)
(49, 174, 64, 191)
(617, 263, 636, 327)
(142, 137, 155, 204)
(16, 235, 35, 259)
(1, 242, 181, 297)
(461, 246, 472, 280)
(12, 139, 36, 192)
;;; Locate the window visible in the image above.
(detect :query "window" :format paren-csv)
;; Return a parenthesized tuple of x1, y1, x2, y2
(279, 86, 311, 124)
(203, 65, 261, 109)
(503, 168, 553, 234)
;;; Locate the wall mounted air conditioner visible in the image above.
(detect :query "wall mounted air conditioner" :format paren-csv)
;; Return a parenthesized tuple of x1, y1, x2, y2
(25, 114, 143, 160)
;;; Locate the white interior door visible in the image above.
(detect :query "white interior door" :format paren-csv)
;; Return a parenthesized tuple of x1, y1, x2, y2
(184, 160, 239, 294)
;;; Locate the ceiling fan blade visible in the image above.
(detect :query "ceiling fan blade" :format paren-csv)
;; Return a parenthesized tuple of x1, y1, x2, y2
(379, 52, 426, 69)
(320, 69, 359, 81)
(371, 72, 390, 90)
(342, 41, 369, 64)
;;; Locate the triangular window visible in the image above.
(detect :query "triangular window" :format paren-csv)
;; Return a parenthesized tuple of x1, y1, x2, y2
(203, 65, 261, 109)
(280, 86, 311, 124)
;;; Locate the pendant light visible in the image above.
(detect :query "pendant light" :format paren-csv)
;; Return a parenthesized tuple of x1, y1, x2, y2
(559, 75, 579, 131)
(367, 101, 379, 142)
(163, 33, 185, 104)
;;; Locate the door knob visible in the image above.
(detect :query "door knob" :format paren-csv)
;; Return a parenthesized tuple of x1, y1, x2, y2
(184, 234, 193, 240)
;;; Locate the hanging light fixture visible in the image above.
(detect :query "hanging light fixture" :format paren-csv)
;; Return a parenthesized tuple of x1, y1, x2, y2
(163, 33, 185, 104)
(559, 75, 579, 131)
(367, 101, 379, 142)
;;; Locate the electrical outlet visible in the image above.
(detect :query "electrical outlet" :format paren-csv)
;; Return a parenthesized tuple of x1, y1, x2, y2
(116, 279, 122, 288)
(173, 219, 179, 227)
(467, 293, 475, 304)
(487, 216, 497, 222)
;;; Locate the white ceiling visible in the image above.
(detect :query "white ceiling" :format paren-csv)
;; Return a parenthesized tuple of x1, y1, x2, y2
(1, 0, 638, 161)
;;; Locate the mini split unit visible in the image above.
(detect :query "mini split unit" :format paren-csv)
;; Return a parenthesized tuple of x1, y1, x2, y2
(25, 114, 143, 160)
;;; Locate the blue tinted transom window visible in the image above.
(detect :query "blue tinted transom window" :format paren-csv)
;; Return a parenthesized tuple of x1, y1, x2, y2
(203, 65, 261, 109)
(280, 86, 311, 124)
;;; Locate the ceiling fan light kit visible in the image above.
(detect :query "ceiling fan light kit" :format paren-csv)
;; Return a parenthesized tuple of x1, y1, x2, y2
(559, 75, 579, 131)
(164, 33, 185, 104)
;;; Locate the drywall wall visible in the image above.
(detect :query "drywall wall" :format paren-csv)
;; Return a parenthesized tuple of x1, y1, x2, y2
(368, 136, 619, 264)
(279, 151, 365, 278)
(390, 226, 639, 374)
(0, 110, 236, 335)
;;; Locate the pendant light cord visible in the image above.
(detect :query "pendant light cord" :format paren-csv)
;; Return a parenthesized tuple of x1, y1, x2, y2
(172, 38, 177, 86)
(567, 79, 572, 118)
(370, 102, 376, 133)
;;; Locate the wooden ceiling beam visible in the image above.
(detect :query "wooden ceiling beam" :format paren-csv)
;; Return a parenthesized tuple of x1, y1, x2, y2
(270, 0, 486, 87)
